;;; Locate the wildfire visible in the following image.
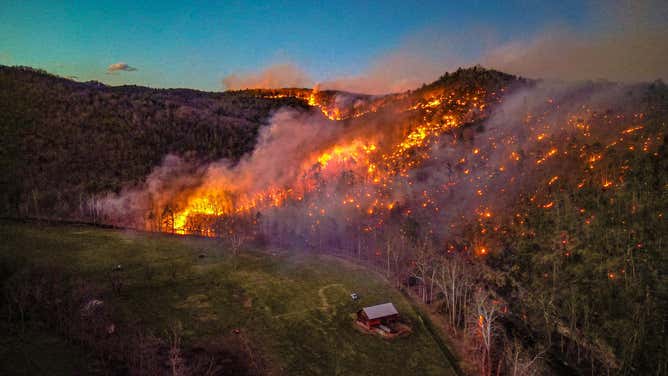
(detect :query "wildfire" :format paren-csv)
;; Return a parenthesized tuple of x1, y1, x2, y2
(168, 111, 467, 234)
(621, 125, 643, 134)
(308, 89, 317, 107)
(316, 142, 372, 168)
(156, 78, 652, 244)
(536, 148, 558, 165)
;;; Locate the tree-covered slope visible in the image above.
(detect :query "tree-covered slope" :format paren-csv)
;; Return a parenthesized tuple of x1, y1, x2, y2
(0, 66, 310, 219)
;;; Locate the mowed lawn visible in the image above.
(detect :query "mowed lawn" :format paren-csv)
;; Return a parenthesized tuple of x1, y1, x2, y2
(0, 221, 456, 375)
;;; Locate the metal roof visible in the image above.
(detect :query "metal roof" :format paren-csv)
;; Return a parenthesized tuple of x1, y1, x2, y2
(362, 303, 399, 320)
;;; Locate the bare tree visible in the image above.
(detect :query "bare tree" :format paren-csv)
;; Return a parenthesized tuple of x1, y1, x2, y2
(229, 231, 245, 257)
(167, 321, 186, 376)
(435, 253, 474, 329)
(505, 338, 546, 376)
(411, 241, 434, 303)
(473, 290, 502, 376)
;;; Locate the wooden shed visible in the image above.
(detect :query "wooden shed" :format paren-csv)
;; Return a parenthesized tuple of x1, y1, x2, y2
(357, 302, 400, 329)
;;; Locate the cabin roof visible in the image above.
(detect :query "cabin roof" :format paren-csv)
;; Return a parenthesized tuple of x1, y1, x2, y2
(362, 302, 399, 320)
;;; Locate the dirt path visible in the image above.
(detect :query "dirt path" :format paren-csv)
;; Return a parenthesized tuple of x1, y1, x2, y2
(317, 283, 346, 315)
(273, 283, 347, 319)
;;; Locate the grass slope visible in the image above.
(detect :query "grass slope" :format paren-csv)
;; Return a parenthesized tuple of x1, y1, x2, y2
(0, 221, 455, 375)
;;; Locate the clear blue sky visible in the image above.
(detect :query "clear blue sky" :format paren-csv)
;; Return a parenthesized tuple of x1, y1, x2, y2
(0, 0, 591, 91)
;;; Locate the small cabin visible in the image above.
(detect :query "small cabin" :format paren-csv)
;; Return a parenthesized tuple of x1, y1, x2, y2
(357, 302, 400, 329)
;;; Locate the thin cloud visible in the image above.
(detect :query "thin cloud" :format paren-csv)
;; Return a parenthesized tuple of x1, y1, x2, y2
(107, 62, 138, 73)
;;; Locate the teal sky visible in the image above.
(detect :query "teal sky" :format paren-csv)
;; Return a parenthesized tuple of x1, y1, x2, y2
(0, 1, 597, 91)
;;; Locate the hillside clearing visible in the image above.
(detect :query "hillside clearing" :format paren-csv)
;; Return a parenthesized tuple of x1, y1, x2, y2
(0, 221, 456, 375)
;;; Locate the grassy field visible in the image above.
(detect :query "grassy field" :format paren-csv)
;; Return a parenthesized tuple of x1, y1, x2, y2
(0, 221, 456, 375)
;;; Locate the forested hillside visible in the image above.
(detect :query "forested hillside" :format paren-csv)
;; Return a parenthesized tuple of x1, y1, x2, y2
(0, 66, 308, 219)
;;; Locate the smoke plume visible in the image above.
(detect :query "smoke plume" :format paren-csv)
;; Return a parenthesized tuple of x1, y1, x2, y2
(222, 63, 313, 90)
(482, 0, 668, 82)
